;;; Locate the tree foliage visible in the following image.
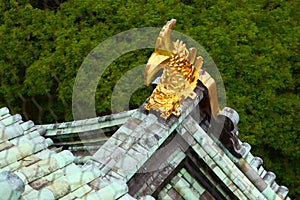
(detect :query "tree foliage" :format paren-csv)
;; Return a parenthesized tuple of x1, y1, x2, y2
(0, 0, 299, 197)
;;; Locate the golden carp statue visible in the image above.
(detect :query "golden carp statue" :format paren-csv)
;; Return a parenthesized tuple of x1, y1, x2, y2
(144, 19, 204, 119)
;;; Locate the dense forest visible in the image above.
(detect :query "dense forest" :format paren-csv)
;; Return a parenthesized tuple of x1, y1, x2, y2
(0, 0, 299, 198)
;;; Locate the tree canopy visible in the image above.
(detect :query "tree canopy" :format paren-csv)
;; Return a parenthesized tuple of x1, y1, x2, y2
(0, 0, 299, 197)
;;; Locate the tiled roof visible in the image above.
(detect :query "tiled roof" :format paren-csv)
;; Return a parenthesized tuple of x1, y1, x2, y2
(37, 109, 135, 155)
(0, 82, 290, 199)
(0, 106, 155, 199)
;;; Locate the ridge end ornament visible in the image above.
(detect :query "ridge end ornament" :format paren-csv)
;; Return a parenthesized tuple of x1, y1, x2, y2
(144, 19, 205, 119)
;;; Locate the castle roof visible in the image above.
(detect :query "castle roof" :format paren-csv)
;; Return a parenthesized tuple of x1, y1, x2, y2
(0, 81, 290, 199)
